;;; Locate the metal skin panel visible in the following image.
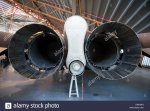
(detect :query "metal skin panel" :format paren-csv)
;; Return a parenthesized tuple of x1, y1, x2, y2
(138, 33, 150, 48)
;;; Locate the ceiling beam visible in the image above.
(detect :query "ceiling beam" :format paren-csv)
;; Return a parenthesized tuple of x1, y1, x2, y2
(5, 0, 103, 33)
(5, 0, 64, 34)
(72, 0, 82, 15)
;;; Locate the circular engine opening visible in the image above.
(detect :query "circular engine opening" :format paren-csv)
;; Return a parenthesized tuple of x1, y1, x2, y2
(28, 33, 63, 70)
(85, 22, 141, 80)
(8, 24, 65, 79)
(88, 34, 119, 68)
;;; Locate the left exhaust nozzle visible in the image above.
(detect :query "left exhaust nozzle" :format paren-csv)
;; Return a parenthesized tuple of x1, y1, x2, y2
(8, 24, 65, 79)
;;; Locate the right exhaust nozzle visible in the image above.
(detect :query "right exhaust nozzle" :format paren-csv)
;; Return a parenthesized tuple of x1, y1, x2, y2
(85, 22, 142, 80)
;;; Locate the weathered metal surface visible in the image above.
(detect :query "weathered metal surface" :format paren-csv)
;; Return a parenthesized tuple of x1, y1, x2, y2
(0, 31, 13, 48)
(138, 33, 150, 48)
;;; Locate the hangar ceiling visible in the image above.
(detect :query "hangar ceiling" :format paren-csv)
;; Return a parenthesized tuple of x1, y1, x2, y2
(0, 0, 40, 33)
(5, 0, 150, 34)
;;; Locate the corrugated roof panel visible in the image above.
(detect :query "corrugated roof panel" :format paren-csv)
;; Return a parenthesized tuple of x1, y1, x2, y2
(4, 0, 150, 33)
